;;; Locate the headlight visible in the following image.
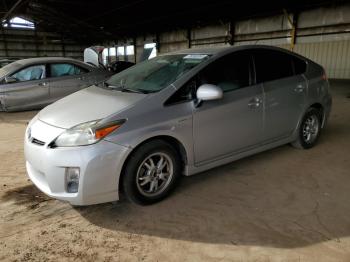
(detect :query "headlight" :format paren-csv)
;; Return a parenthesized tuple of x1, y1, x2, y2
(50, 119, 125, 147)
(26, 113, 39, 139)
(26, 127, 32, 140)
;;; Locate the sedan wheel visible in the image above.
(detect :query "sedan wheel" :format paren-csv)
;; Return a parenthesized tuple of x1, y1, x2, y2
(292, 108, 322, 149)
(123, 140, 181, 205)
(136, 153, 174, 197)
(302, 114, 320, 145)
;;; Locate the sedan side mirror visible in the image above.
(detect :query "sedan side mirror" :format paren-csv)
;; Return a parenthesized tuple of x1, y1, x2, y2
(196, 84, 223, 105)
(4, 76, 17, 84)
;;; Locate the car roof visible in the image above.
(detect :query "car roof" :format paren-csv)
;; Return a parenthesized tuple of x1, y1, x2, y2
(14, 57, 84, 66)
(169, 46, 230, 55)
(167, 45, 298, 56)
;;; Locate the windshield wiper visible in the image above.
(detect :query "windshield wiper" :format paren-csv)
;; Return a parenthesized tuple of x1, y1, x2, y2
(102, 81, 148, 94)
(100, 81, 117, 89)
(121, 87, 148, 94)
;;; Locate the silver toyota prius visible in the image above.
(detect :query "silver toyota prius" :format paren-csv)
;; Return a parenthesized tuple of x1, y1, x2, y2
(0, 57, 111, 111)
(24, 45, 332, 205)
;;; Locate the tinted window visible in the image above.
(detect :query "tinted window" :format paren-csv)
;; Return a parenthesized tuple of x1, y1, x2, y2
(165, 52, 251, 105)
(50, 63, 87, 77)
(292, 57, 307, 75)
(198, 52, 251, 92)
(11, 64, 46, 82)
(254, 50, 294, 83)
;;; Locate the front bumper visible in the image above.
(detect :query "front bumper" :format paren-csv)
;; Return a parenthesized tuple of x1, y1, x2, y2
(24, 120, 131, 205)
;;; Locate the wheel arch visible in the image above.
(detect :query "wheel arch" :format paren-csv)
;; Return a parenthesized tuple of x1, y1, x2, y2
(308, 102, 325, 126)
(118, 135, 188, 193)
(293, 102, 325, 139)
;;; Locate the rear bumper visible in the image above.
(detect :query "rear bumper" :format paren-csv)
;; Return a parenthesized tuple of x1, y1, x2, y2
(24, 120, 131, 206)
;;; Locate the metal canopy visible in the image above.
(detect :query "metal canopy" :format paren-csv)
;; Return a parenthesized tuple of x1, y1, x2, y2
(0, 0, 346, 43)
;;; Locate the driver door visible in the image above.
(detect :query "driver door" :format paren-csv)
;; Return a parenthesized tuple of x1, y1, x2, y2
(1, 64, 49, 111)
(193, 51, 264, 165)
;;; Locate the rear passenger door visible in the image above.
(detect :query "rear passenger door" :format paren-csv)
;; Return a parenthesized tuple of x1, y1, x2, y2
(253, 49, 307, 142)
(48, 63, 90, 102)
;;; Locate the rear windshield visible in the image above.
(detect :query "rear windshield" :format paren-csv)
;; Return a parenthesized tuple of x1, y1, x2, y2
(105, 54, 210, 93)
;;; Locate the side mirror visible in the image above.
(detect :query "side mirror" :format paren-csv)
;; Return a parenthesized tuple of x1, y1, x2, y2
(4, 76, 17, 84)
(196, 84, 223, 103)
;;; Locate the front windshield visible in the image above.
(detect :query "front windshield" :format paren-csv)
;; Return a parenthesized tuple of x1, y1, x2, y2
(0, 62, 22, 79)
(105, 54, 210, 93)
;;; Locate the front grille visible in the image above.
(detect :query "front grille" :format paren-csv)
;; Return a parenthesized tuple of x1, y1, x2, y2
(31, 138, 45, 146)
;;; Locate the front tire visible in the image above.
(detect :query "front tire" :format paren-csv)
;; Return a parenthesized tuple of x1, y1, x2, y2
(292, 108, 322, 149)
(122, 140, 182, 205)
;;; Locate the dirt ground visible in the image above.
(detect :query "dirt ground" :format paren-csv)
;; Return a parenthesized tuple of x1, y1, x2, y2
(0, 80, 349, 262)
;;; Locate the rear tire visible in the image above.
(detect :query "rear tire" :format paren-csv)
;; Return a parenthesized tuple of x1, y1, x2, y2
(292, 108, 322, 149)
(122, 140, 182, 205)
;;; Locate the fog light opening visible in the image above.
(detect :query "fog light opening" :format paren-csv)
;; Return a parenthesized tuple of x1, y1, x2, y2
(65, 167, 80, 193)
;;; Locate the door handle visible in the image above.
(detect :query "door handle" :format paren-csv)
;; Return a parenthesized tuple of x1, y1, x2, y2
(248, 97, 262, 108)
(294, 85, 305, 93)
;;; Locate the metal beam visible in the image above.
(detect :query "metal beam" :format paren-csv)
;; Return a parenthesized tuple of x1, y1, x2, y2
(2, 0, 23, 21)
(61, 36, 66, 57)
(228, 21, 235, 45)
(187, 28, 191, 49)
(33, 22, 39, 56)
(133, 37, 137, 63)
(283, 9, 297, 51)
(1, 27, 8, 57)
(155, 33, 160, 54)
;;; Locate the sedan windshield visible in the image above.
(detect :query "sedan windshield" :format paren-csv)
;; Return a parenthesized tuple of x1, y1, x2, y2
(105, 54, 210, 93)
(0, 62, 22, 79)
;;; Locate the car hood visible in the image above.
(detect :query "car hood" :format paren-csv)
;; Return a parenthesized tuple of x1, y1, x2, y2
(38, 85, 147, 129)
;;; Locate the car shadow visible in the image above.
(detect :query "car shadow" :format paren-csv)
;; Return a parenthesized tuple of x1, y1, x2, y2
(73, 134, 349, 248)
(2, 151, 348, 248)
(2, 81, 349, 249)
(2, 184, 52, 207)
(4, 120, 348, 248)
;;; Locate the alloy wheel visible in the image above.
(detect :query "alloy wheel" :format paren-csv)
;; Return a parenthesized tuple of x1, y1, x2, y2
(302, 114, 320, 144)
(136, 152, 174, 197)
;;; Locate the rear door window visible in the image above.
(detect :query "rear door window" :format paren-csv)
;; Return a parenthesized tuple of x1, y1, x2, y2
(50, 63, 88, 78)
(11, 64, 46, 82)
(254, 49, 294, 83)
(292, 57, 307, 75)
